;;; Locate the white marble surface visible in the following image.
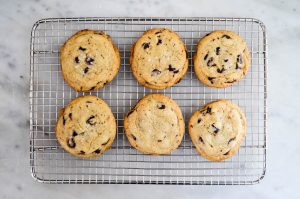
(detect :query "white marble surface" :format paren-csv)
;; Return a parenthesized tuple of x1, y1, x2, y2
(0, 0, 299, 198)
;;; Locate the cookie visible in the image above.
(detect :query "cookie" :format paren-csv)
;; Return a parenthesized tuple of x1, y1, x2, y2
(124, 94, 185, 154)
(60, 29, 120, 92)
(55, 95, 116, 158)
(193, 30, 250, 88)
(130, 28, 188, 90)
(188, 99, 246, 161)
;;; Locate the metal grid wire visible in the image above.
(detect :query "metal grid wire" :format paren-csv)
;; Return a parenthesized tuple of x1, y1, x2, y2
(29, 17, 267, 185)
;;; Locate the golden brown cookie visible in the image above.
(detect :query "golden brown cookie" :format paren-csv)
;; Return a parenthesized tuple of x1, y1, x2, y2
(193, 30, 250, 88)
(130, 28, 188, 90)
(124, 94, 185, 154)
(55, 95, 116, 158)
(60, 29, 120, 92)
(188, 99, 246, 161)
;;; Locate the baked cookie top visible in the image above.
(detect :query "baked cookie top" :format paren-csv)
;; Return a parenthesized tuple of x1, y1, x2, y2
(188, 99, 246, 161)
(60, 29, 120, 92)
(55, 95, 116, 158)
(124, 94, 185, 154)
(130, 28, 188, 90)
(193, 30, 250, 88)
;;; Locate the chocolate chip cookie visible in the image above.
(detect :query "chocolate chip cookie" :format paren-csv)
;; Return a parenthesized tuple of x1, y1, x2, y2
(124, 94, 185, 154)
(188, 99, 246, 161)
(55, 95, 116, 158)
(130, 28, 188, 90)
(193, 30, 250, 88)
(60, 29, 120, 92)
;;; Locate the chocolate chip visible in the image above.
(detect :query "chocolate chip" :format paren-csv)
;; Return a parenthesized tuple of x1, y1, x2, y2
(155, 31, 162, 34)
(237, 54, 243, 64)
(142, 42, 150, 49)
(86, 101, 92, 103)
(157, 103, 165, 109)
(224, 59, 228, 62)
(199, 136, 204, 144)
(72, 130, 78, 137)
(157, 140, 162, 142)
(212, 124, 219, 135)
(205, 33, 211, 37)
(79, 150, 85, 155)
(84, 67, 89, 74)
(216, 47, 220, 55)
(173, 69, 179, 74)
(131, 134, 137, 141)
(79, 46, 86, 51)
(75, 57, 80, 63)
(67, 137, 76, 148)
(102, 138, 110, 146)
(157, 38, 162, 45)
(86, 115, 96, 125)
(94, 149, 101, 154)
(63, 116, 66, 125)
(226, 80, 236, 84)
(207, 57, 214, 67)
(236, 63, 241, 70)
(190, 124, 193, 128)
(223, 151, 230, 155)
(211, 64, 217, 67)
(69, 113, 72, 120)
(151, 69, 161, 76)
(206, 107, 212, 114)
(208, 77, 215, 84)
(217, 68, 225, 73)
(168, 64, 176, 72)
(176, 78, 182, 84)
(85, 57, 94, 65)
(204, 53, 208, 60)
(90, 86, 96, 91)
(197, 118, 201, 123)
(228, 137, 236, 144)
(222, 35, 231, 39)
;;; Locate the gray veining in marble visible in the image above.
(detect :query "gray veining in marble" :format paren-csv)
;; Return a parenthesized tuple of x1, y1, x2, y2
(0, 0, 299, 198)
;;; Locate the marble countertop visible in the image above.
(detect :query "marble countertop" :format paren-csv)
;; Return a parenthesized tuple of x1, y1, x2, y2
(0, 0, 299, 198)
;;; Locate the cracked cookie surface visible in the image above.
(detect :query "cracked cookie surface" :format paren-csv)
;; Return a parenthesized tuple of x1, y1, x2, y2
(124, 94, 185, 154)
(60, 29, 120, 92)
(188, 99, 246, 161)
(55, 95, 116, 158)
(130, 28, 188, 90)
(193, 30, 250, 88)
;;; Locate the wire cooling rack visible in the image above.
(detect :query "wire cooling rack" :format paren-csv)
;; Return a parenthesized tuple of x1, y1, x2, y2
(29, 17, 267, 185)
